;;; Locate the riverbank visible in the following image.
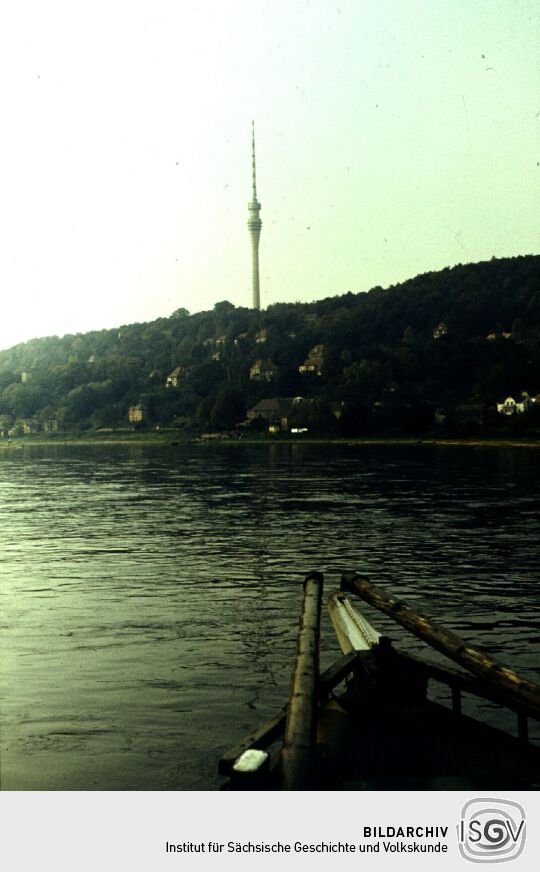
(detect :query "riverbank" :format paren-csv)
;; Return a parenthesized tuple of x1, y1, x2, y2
(1, 432, 539, 450)
(218, 437, 540, 449)
(0, 432, 179, 450)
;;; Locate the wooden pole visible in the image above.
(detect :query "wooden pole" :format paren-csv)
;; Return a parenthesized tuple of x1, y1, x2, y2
(341, 572, 540, 720)
(219, 651, 359, 776)
(281, 572, 324, 790)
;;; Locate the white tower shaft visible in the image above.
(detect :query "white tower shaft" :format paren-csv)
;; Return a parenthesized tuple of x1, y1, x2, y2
(247, 121, 262, 310)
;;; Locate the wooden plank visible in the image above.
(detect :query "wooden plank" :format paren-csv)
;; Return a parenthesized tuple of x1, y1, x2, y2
(342, 572, 540, 720)
(395, 651, 539, 720)
(281, 572, 324, 790)
(318, 650, 363, 697)
(395, 650, 540, 721)
(327, 591, 380, 653)
(219, 650, 359, 775)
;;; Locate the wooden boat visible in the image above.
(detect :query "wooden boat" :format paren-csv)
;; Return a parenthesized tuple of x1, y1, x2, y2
(219, 572, 540, 790)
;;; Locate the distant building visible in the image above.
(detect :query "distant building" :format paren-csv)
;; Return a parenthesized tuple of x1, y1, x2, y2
(255, 328, 268, 344)
(166, 366, 186, 388)
(299, 344, 325, 376)
(215, 334, 228, 347)
(0, 415, 13, 437)
(486, 331, 512, 341)
(42, 417, 59, 432)
(496, 395, 531, 416)
(330, 401, 345, 421)
(128, 403, 148, 424)
(432, 321, 448, 339)
(246, 397, 303, 432)
(8, 418, 40, 436)
(249, 359, 278, 382)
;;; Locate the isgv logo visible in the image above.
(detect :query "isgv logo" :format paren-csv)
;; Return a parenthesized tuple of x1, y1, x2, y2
(458, 798, 526, 863)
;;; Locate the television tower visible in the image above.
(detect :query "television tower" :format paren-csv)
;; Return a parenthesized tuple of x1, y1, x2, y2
(247, 121, 262, 310)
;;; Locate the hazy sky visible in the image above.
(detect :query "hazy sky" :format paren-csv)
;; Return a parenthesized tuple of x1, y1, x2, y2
(1, 0, 538, 351)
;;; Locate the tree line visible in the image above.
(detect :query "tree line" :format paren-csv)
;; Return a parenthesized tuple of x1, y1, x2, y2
(0, 254, 539, 437)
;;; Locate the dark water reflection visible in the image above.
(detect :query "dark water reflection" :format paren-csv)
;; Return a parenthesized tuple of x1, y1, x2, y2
(1, 443, 539, 789)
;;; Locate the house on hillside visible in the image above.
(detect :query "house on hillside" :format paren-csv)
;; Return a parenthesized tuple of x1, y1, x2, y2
(299, 344, 325, 376)
(128, 403, 148, 424)
(249, 359, 279, 382)
(8, 418, 40, 436)
(0, 415, 13, 437)
(42, 416, 59, 432)
(330, 401, 345, 421)
(486, 331, 513, 341)
(166, 366, 186, 388)
(496, 395, 531, 416)
(432, 321, 448, 339)
(245, 397, 303, 432)
(255, 328, 268, 344)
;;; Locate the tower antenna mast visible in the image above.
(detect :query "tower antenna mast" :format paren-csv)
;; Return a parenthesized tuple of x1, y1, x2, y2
(247, 121, 262, 310)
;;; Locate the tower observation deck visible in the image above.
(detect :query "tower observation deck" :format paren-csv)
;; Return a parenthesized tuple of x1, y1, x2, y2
(247, 121, 262, 310)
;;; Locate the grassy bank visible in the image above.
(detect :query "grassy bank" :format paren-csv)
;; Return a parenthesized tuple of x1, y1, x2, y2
(1, 432, 540, 450)
(0, 430, 188, 449)
(210, 436, 540, 449)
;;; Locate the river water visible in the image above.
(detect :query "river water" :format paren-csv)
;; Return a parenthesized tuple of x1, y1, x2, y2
(1, 442, 539, 790)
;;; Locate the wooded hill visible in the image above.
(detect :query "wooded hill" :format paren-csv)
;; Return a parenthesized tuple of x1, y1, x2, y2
(1, 254, 539, 437)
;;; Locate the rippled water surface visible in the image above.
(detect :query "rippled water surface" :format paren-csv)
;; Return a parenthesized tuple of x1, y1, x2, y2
(1, 442, 539, 789)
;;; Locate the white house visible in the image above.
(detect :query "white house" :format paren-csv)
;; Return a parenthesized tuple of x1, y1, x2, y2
(496, 395, 531, 416)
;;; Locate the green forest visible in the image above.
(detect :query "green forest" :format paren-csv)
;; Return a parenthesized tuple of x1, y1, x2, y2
(1, 254, 539, 438)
